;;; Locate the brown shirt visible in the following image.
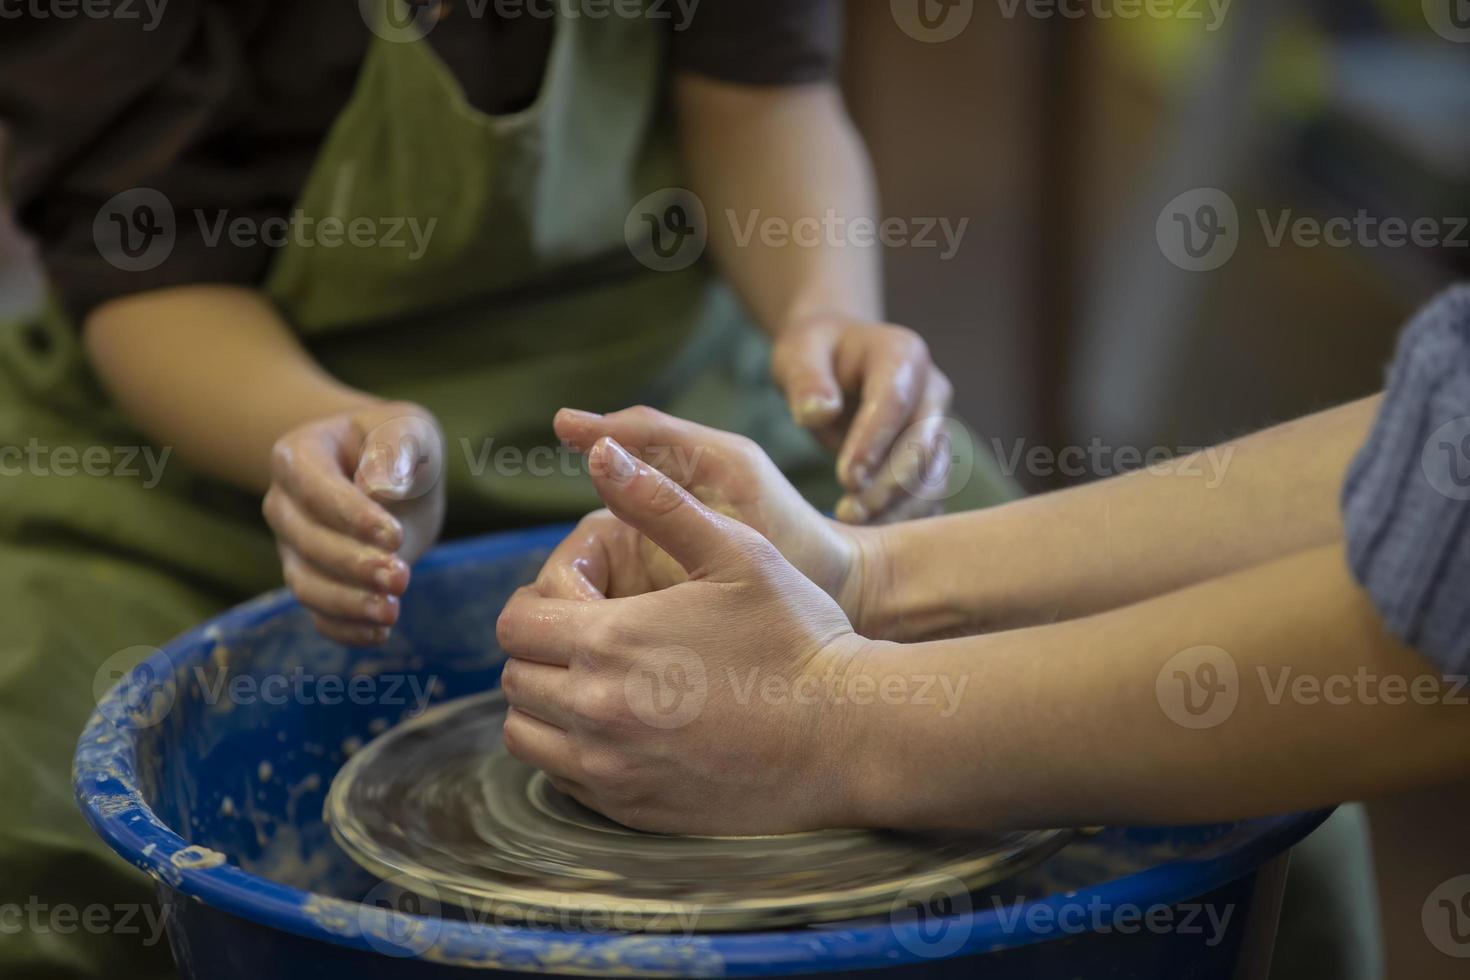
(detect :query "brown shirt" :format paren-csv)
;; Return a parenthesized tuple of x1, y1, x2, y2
(0, 0, 842, 321)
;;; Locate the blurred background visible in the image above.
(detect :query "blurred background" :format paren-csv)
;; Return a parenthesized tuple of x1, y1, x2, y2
(2, 0, 1467, 975)
(841, 1, 1469, 976)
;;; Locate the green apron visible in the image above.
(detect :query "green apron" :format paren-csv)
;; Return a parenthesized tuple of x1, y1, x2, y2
(0, 4, 1011, 976)
(265, 0, 836, 527)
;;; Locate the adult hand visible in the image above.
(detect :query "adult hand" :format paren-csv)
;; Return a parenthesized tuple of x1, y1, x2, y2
(771, 315, 955, 524)
(496, 436, 873, 836)
(262, 401, 445, 646)
(549, 406, 870, 615)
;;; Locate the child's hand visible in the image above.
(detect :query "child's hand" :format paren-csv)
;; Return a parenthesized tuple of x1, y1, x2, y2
(771, 316, 955, 524)
(550, 406, 873, 624)
(262, 401, 445, 646)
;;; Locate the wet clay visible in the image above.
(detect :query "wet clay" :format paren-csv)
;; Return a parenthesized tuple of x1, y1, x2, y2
(327, 690, 1069, 931)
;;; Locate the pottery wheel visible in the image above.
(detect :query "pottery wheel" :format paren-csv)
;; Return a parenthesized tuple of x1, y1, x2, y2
(327, 690, 1068, 931)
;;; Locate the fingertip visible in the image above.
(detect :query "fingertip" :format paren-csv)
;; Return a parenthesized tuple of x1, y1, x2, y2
(554, 408, 603, 444)
(366, 513, 403, 551)
(837, 451, 873, 493)
(355, 440, 395, 496)
(791, 392, 843, 428)
(369, 557, 410, 596)
(590, 436, 639, 487)
(364, 593, 401, 626)
(834, 495, 870, 524)
(392, 436, 417, 487)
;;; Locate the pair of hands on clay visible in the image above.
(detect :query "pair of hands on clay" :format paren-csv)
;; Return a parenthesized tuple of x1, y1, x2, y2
(496, 407, 895, 836)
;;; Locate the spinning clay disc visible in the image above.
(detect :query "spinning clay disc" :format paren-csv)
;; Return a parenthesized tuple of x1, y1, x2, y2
(327, 690, 1069, 931)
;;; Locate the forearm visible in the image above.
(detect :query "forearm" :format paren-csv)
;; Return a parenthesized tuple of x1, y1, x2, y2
(853, 397, 1381, 639)
(841, 543, 1470, 831)
(84, 285, 378, 493)
(674, 75, 882, 332)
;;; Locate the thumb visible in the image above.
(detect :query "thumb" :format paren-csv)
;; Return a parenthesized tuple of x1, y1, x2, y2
(355, 414, 444, 503)
(589, 436, 756, 579)
(772, 325, 844, 427)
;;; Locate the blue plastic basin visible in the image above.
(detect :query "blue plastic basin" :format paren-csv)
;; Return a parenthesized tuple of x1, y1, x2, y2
(75, 525, 1328, 978)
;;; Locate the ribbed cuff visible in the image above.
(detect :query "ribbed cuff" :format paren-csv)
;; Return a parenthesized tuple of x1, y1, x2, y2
(1342, 284, 1470, 677)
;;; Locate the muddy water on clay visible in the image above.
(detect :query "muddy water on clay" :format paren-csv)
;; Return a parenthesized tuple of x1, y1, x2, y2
(326, 690, 1074, 931)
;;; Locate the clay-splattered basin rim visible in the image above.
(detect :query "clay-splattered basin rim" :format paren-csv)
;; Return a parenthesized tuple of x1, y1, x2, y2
(75, 525, 1334, 977)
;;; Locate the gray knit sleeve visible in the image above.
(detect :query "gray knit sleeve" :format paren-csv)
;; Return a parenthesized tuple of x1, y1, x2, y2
(1341, 285, 1470, 676)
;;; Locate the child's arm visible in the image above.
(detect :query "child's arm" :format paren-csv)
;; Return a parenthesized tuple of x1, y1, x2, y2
(84, 284, 377, 493)
(85, 284, 443, 645)
(675, 75, 955, 523)
(853, 397, 1381, 640)
(842, 541, 1470, 831)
